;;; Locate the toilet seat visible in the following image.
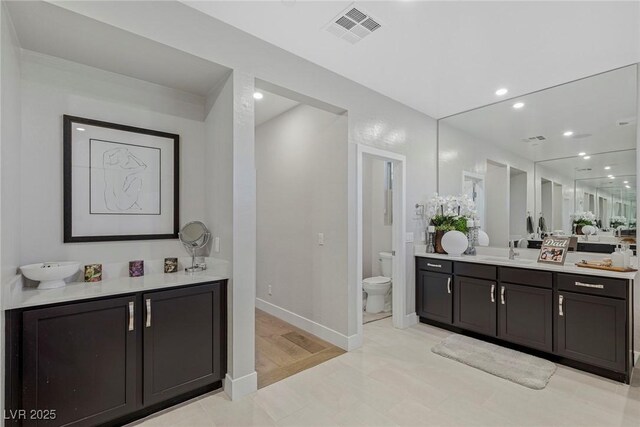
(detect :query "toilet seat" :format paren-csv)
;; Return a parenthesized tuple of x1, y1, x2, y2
(363, 276, 391, 286)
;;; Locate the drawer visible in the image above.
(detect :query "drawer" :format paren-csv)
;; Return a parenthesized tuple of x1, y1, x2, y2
(557, 273, 627, 299)
(500, 267, 552, 289)
(455, 262, 496, 281)
(416, 257, 452, 274)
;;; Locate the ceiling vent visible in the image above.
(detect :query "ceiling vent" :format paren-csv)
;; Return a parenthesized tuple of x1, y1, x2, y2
(325, 5, 382, 44)
(575, 167, 592, 172)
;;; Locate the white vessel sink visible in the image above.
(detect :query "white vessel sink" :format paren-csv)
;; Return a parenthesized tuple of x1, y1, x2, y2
(21, 262, 81, 289)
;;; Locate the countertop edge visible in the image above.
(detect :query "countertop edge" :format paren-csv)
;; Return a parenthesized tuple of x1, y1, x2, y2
(414, 253, 637, 280)
(4, 272, 230, 311)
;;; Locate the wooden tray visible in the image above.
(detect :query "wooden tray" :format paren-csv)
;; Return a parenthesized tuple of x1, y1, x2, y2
(575, 262, 637, 273)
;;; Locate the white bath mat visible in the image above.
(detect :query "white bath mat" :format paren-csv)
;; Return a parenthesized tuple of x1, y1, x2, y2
(432, 334, 556, 389)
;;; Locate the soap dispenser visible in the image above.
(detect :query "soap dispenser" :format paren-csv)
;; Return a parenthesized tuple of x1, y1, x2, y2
(611, 245, 625, 268)
(621, 242, 633, 269)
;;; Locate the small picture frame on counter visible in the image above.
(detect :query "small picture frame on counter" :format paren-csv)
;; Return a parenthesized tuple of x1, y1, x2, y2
(537, 237, 569, 265)
(129, 260, 144, 277)
(164, 257, 178, 273)
(84, 264, 102, 282)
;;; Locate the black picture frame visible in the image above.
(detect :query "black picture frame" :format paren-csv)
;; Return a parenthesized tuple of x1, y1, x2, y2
(63, 115, 180, 243)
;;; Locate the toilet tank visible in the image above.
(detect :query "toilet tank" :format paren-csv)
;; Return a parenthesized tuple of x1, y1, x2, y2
(379, 252, 393, 278)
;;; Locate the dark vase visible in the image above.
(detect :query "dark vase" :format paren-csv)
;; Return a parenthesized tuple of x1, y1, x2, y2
(435, 230, 447, 254)
(575, 225, 583, 235)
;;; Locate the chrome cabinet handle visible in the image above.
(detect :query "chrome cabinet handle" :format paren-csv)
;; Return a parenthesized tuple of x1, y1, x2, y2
(128, 301, 134, 331)
(427, 263, 442, 268)
(490, 284, 495, 303)
(559, 295, 564, 317)
(447, 277, 452, 294)
(575, 281, 604, 289)
(500, 286, 505, 305)
(145, 298, 152, 328)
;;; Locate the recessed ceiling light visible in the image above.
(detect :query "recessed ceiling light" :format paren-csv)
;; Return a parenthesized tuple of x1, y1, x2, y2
(495, 88, 508, 96)
(583, 155, 591, 159)
(512, 102, 525, 109)
(623, 181, 629, 184)
(76, 127, 85, 132)
(610, 176, 616, 179)
(253, 92, 263, 100)
(604, 166, 611, 170)
(578, 152, 586, 156)
(563, 131, 574, 137)
(626, 185, 631, 189)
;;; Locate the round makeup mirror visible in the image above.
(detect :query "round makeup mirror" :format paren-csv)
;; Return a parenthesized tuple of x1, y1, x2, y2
(179, 221, 210, 273)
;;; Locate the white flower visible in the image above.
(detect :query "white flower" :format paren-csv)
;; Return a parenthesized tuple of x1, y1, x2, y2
(424, 193, 477, 221)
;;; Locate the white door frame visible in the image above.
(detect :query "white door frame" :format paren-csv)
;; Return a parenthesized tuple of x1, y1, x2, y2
(356, 144, 407, 342)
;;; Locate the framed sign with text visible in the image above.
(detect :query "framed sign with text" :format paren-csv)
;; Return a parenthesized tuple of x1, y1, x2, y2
(537, 237, 570, 265)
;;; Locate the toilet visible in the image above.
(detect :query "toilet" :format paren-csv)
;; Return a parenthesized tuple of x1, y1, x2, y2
(363, 251, 393, 314)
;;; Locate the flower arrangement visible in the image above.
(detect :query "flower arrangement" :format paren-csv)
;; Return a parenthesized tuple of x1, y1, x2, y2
(571, 211, 596, 226)
(426, 193, 477, 233)
(609, 216, 627, 228)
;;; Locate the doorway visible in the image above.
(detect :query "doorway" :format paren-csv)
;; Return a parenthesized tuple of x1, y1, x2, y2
(356, 145, 406, 341)
(253, 83, 348, 388)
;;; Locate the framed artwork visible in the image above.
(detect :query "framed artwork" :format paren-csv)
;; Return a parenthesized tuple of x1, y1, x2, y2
(63, 115, 179, 242)
(537, 237, 570, 265)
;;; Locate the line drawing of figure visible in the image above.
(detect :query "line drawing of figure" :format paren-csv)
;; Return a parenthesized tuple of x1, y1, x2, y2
(102, 147, 147, 212)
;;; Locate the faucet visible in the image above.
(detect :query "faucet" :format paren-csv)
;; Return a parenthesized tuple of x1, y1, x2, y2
(509, 241, 520, 260)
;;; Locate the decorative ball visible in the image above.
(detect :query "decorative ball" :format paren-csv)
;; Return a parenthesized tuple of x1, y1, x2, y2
(477, 230, 490, 247)
(582, 225, 597, 235)
(441, 231, 469, 257)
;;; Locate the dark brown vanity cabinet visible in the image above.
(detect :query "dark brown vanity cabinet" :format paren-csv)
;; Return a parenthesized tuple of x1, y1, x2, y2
(5, 280, 227, 427)
(143, 283, 225, 406)
(453, 276, 497, 336)
(416, 257, 632, 383)
(20, 297, 137, 427)
(498, 283, 552, 352)
(497, 267, 553, 352)
(416, 270, 453, 324)
(555, 276, 630, 372)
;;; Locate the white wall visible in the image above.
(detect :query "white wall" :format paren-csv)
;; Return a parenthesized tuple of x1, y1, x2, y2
(1, 2, 21, 287)
(18, 51, 208, 266)
(485, 161, 509, 247)
(362, 157, 392, 278)
(438, 121, 535, 231)
(256, 103, 349, 335)
(509, 171, 528, 238)
(51, 2, 439, 340)
(0, 1, 23, 414)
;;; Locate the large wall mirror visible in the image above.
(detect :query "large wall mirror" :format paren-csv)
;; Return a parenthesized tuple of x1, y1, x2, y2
(438, 64, 637, 250)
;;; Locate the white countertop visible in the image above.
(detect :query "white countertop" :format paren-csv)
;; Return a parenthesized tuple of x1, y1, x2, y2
(415, 250, 638, 280)
(4, 270, 229, 310)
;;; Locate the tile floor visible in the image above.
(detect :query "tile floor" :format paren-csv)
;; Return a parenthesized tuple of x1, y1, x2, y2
(363, 311, 391, 324)
(134, 318, 639, 426)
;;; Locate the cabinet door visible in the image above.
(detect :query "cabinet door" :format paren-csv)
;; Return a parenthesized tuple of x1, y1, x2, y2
(143, 282, 225, 406)
(22, 296, 137, 427)
(416, 270, 453, 324)
(498, 283, 552, 352)
(556, 291, 626, 372)
(453, 276, 497, 336)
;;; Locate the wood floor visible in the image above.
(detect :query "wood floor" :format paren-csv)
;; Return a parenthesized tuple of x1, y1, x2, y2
(255, 309, 345, 389)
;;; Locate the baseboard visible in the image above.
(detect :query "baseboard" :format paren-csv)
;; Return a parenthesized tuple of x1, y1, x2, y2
(634, 351, 639, 365)
(256, 298, 350, 350)
(224, 371, 257, 401)
(346, 332, 363, 351)
(400, 312, 419, 328)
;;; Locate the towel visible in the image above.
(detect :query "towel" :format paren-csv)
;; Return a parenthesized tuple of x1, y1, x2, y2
(526, 215, 534, 234)
(538, 215, 547, 232)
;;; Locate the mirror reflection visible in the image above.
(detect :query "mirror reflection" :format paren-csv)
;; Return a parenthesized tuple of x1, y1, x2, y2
(438, 64, 637, 252)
